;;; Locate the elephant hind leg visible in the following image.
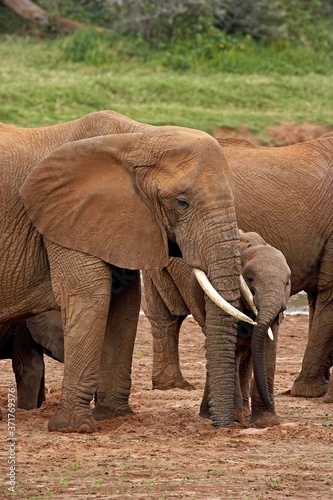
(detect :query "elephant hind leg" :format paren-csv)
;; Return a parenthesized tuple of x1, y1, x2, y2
(291, 243, 333, 398)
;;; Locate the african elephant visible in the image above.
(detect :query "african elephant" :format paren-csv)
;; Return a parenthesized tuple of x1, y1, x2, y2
(218, 135, 333, 402)
(143, 230, 291, 427)
(0, 110, 254, 432)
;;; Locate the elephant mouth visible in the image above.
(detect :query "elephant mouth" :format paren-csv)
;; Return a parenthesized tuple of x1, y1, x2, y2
(168, 239, 183, 258)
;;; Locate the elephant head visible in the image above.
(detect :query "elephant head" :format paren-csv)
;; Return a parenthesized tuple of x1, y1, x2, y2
(239, 231, 291, 411)
(19, 112, 253, 427)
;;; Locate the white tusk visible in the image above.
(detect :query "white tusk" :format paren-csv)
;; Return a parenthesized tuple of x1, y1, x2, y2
(268, 327, 274, 341)
(193, 268, 256, 326)
(240, 275, 258, 315)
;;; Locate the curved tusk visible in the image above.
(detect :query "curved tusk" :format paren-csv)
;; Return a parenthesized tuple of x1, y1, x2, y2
(268, 327, 274, 341)
(193, 268, 256, 326)
(240, 275, 258, 315)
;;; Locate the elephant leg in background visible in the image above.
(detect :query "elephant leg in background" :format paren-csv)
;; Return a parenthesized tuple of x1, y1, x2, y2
(45, 241, 112, 433)
(151, 315, 194, 390)
(291, 240, 333, 399)
(143, 270, 196, 391)
(93, 269, 141, 420)
(250, 320, 280, 427)
(10, 322, 46, 409)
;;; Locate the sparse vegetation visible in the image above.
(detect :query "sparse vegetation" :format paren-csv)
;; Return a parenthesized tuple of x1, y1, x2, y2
(0, 0, 331, 136)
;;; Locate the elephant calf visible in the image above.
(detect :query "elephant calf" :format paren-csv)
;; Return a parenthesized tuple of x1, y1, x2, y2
(142, 230, 291, 428)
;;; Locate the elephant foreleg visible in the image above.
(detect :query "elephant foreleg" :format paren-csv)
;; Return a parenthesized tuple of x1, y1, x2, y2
(45, 242, 112, 433)
(93, 269, 141, 420)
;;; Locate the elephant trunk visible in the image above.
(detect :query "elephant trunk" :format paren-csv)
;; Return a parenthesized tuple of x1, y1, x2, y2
(200, 211, 241, 427)
(252, 294, 282, 410)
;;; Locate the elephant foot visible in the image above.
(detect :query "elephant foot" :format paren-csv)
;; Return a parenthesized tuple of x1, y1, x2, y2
(234, 407, 249, 427)
(153, 377, 195, 391)
(48, 408, 98, 433)
(250, 411, 280, 428)
(323, 389, 333, 403)
(291, 376, 328, 398)
(93, 404, 135, 421)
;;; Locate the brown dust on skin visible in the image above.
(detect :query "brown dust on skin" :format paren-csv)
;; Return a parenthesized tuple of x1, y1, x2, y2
(1, 314, 333, 499)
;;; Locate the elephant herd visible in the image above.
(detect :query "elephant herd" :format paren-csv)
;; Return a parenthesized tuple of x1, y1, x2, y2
(0, 110, 332, 432)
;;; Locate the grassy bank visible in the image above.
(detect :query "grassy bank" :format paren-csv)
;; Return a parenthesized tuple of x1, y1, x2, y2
(0, 34, 332, 140)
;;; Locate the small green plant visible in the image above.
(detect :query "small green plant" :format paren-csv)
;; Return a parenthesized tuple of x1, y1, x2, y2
(268, 476, 281, 489)
(140, 478, 155, 486)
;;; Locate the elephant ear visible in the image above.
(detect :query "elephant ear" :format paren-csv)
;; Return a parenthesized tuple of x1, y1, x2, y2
(20, 134, 169, 270)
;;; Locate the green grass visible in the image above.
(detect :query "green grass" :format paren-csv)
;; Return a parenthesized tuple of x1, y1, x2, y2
(0, 33, 332, 140)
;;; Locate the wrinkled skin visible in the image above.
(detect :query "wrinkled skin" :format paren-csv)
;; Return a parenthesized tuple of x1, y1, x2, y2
(218, 136, 333, 402)
(0, 110, 242, 432)
(143, 231, 291, 427)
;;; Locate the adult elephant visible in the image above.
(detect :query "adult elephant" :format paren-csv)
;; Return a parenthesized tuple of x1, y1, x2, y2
(0, 110, 253, 432)
(143, 230, 291, 427)
(218, 135, 333, 402)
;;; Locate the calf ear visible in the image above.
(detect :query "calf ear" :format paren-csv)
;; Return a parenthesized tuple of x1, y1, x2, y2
(20, 134, 169, 270)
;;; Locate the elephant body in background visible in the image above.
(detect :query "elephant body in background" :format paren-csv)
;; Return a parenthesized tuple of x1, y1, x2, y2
(0, 110, 244, 432)
(143, 231, 291, 428)
(219, 136, 333, 402)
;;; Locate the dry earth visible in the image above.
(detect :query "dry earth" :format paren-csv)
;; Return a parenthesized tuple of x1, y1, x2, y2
(1, 313, 333, 500)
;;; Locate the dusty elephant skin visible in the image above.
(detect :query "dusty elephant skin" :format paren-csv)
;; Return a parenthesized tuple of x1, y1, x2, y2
(143, 230, 291, 428)
(0, 110, 243, 432)
(218, 136, 333, 402)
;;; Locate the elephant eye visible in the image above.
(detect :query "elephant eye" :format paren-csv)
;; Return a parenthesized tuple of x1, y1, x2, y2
(175, 197, 189, 210)
(245, 273, 254, 284)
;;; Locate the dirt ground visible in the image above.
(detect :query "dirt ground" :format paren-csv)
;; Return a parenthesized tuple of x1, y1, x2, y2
(1, 313, 333, 500)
